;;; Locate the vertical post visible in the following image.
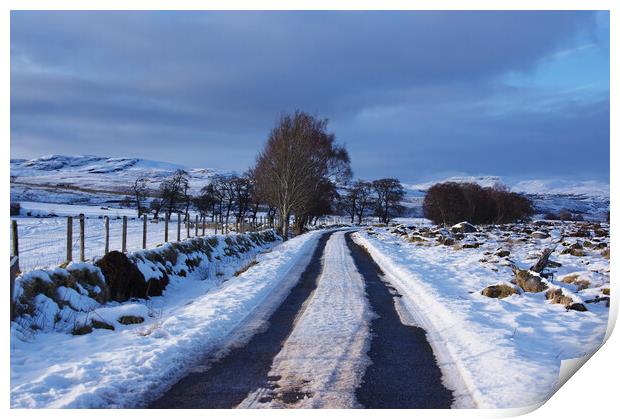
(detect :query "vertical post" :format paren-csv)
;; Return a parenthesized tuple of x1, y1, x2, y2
(164, 213, 169, 242)
(202, 216, 206, 236)
(79, 214, 85, 262)
(104, 216, 109, 254)
(122, 216, 128, 253)
(195, 214, 199, 237)
(177, 213, 181, 241)
(66, 217, 73, 262)
(11, 220, 19, 272)
(142, 214, 147, 249)
(186, 215, 190, 238)
(11, 220, 19, 259)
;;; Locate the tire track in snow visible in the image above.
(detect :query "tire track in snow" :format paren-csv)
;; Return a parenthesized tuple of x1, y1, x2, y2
(240, 230, 372, 408)
(345, 232, 454, 408)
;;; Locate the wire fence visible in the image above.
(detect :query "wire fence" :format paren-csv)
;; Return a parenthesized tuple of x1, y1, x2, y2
(10, 214, 271, 273)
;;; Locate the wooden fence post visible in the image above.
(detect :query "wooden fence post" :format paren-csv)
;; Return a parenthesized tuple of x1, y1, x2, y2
(202, 216, 206, 236)
(104, 216, 110, 254)
(177, 213, 181, 241)
(79, 214, 85, 262)
(122, 216, 128, 252)
(186, 215, 190, 238)
(142, 214, 147, 249)
(11, 220, 19, 273)
(164, 213, 169, 242)
(195, 214, 199, 237)
(66, 217, 73, 262)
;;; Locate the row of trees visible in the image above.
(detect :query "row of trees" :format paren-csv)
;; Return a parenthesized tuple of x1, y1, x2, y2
(338, 179, 405, 225)
(422, 182, 535, 225)
(128, 170, 265, 230)
(125, 110, 537, 238)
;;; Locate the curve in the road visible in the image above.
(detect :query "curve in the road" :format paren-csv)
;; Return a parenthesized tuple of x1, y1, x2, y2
(345, 232, 454, 408)
(149, 231, 334, 409)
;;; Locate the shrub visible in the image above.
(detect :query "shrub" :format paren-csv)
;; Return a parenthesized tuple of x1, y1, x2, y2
(422, 182, 535, 225)
(72, 324, 93, 335)
(117, 315, 144, 325)
(559, 210, 573, 221)
(544, 212, 559, 220)
(10, 202, 21, 216)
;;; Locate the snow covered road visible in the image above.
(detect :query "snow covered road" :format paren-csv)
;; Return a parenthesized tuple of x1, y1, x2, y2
(151, 230, 453, 409)
(12, 228, 460, 409)
(239, 231, 373, 408)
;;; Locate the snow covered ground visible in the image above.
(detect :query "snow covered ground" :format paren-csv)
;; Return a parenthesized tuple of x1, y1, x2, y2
(240, 231, 373, 408)
(10, 231, 322, 408)
(354, 222, 610, 408)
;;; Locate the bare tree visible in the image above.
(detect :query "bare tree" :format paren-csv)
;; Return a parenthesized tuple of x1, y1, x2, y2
(353, 180, 374, 225)
(246, 169, 261, 225)
(212, 174, 236, 233)
(160, 169, 190, 218)
(340, 182, 359, 224)
(373, 178, 405, 224)
(131, 177, 149, 217)
(193, 191, 215, 218)
(253, 111, 351, 238)
(232, 175, 253, 228)
(150, 198, 163, 219)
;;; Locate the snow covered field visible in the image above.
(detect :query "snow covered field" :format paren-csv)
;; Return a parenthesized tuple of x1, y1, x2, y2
(10, 231, 322, 408)
(354, 222, 610, 408)
(11, 202, 250, 271)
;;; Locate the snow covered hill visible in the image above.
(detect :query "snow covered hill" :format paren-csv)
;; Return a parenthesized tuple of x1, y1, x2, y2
(11, 154, 230, 205)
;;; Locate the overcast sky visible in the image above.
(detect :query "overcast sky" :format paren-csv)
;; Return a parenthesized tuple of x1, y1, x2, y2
(10, 11, 610, 183)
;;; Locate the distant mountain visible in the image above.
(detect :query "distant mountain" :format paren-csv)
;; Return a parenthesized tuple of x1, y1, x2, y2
(11, 154, 230, 192)
(10, 154, 230, 206)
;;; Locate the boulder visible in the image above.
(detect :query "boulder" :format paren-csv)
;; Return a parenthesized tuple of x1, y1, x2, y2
(95, 251, 150, 302)
(118, 315, 145, 325)
(408, 235, 427, 243)
(451, 222, 478, 234)
(545, 288, 588, 311)
(602, 247, 610, 259)
(531, 231, 550, 239)
(495, 249, 510, 258)
(594, 228, 608, 237)
(561, 242, 586, 257)
(513, 269, 548, 292)
(439, 236, 455, 246)
(481, 284, 520, 299)
(545, 288, 573, 306)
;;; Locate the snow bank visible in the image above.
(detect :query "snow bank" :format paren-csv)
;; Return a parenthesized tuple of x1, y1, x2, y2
(12, 230, 280, 335)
